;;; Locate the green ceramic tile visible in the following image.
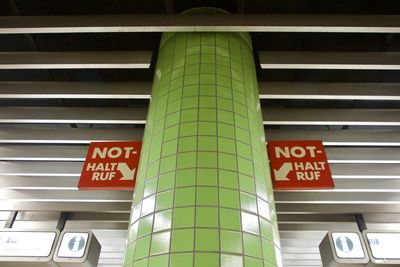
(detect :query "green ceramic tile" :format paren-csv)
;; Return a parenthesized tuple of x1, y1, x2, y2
(217, 97, 233, 111)
(194, 253, 219, 267)
(177, 152, 197, 169)
(173, 207, 195, 228)
(171, 229, 194, 252)
(219, 188, 239, 209)
(124, 242, 135, 264)
(198, 122, 217, 135)
(196, 207, 218, 228)
(238, 157, 254, 176)
(241, 212, 260, 235)
(198, 136, 217, 151)
(239, 174, 256, 194)
(157, 172, 175, 191)
(134, 236, 151, 260)
(220, 230, 242, 254)
(244, 256, 263, 267)
(199, 108, 217, 121)
(165, 112, 180, 128)
(159, 154, 177, 174)
(128, 222, 139, 242)
(219, 169, 238, 189)
(198, 152, 217, 168)
(218, 153, 237, 170)
(153, 210, 172, 232)
(243, 233, 262, 258)
(182, 96, 199, 110)
(183, 85, 199, 97)
(150, 231, 171, 255)
(162, 139, 178, 157)
(200, 73, 216, 84)
(176, 169, 196, 187)
(181, 109, 198, 123)
(197, 186, 218, 206)
(195, 229, 219, 251)
(197, 168, 218, 186)
(143, 178, 157, 198)
(163, 126, 179, 142)
(149, 254, 169, 267)
(178, 136, 197, 152)
(199, 84, 216, 96)
(262, 239, 276, 264)
(218, 137, 236, 155)
(221, 254, 243, 267)
(218, 124, 235, 138)
(220, 208, 241, 231)
(240, 192, 258, 213)
(148, 145, 161, 163)
(174, 187, 195, 207)
(218, 110, 234, 125)
(170, 253, 193, 267)
(137, 214, 153, 238)
(133, 258, 148, 267)
(260, 218, 274, 240)
(146, 160, 160, 179)
(155, 190, 174, 211)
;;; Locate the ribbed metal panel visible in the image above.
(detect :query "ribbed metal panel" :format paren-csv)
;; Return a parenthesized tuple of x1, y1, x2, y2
(0, 10, 399, 267)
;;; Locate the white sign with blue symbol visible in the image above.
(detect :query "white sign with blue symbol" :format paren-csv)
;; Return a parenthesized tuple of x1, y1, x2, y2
(332, 232, 365, 259)
(367, 233, 400, 260)
(57, 233, 89, 258)
(0, 231, 56, 257)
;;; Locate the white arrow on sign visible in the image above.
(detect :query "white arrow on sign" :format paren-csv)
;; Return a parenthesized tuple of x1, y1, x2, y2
(117, 163, 136, 180)
(274, 162, 292, 181)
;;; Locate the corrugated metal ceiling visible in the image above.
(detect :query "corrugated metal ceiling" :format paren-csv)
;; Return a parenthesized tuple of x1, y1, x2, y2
(1, 1, 400, 266)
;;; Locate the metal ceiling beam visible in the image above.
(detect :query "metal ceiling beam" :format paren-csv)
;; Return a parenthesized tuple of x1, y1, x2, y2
(1, 51, 399, 70)
(3, 176, 400, 192)
(1, 14, 400, 34)
(2, 187, 400, 203)
(0, 51, 152, 69)
(276, 203, 400, 214)
(326, 147, 400, 164)
(266, 129, 400, 146)
(0, 201, 131, 212)
(2, 198, 400, 214)
(0, 107, 399, 126)
(2, 81, 400, 101)
(275, 191, 400, 204)
(0, 128, 399, 146)
(259, 82, 400, 101)
(0, 162, 396, 179)
(0, 145, 88, 161)
(0, 162, 82, 176)
(0, 82, 152, 99)
(259, 51, 400, 70)
(0, 107, 147, 124)
(1, 145, 399, 163)
(0, 128, 143, 144)
(0, 176, 78, 189)
(0, 189, 132, 202)
(262, 108, 400, 126)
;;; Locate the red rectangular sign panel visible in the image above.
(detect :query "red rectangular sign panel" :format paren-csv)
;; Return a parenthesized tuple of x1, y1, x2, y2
(78, 141, 142, 190)
(267, 140, 334, 190)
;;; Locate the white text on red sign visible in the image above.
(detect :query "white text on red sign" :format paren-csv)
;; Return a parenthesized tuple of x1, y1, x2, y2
(274, 145, 326, 181)
(87, 146, 138, 181)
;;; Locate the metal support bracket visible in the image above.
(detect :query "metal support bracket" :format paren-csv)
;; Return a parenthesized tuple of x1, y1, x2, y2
(4, 211, 18, 228)
(355, 213, 367, 232)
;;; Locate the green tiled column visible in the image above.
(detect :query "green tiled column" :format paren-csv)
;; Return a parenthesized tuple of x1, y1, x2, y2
(124, 29, 282, 267)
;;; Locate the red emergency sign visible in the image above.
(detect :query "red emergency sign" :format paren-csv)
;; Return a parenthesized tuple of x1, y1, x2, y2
(78, 141, 142, 190)
(267, 140, 334, 190)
